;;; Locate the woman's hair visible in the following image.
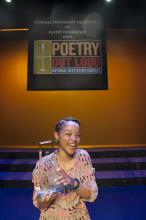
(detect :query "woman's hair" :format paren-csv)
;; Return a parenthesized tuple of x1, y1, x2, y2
(55, 117, 80, 132)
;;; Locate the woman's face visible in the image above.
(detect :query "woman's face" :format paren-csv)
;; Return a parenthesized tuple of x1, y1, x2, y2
(54, 121, 80, 156)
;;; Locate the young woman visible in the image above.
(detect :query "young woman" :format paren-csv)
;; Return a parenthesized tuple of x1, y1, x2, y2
(32, 117, 98, 220)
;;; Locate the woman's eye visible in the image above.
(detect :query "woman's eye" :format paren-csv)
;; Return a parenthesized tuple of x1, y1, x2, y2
(65, 133, 80, 138)
(66, 133, 71, 136)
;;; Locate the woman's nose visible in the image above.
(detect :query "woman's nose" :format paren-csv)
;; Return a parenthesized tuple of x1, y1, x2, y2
(70, 135, 77, 141)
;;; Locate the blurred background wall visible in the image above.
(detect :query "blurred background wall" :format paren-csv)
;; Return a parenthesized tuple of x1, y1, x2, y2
(0, 29, 146, 147)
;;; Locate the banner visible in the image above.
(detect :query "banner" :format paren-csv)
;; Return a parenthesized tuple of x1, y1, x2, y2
(27, 13, 108, 90)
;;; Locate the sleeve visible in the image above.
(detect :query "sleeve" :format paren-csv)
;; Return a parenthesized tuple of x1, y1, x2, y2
(32, 159, 49, 208)
(77, 150, 98, 202)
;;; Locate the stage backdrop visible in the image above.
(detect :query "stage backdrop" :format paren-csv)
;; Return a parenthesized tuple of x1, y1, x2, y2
(27, 12, 108, 90)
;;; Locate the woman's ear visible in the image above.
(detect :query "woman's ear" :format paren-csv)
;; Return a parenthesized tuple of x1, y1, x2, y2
(54, 131, 59, 144)
(54, 131, 58, 139)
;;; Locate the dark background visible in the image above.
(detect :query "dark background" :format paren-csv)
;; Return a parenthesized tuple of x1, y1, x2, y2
(0, 0, 146, 29)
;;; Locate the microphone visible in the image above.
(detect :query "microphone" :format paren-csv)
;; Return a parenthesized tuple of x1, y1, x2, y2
(38, 140, 52, 159)
(39, 140, 52, 146)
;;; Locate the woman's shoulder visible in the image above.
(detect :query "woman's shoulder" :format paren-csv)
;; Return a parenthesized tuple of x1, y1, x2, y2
(38, 151, 55, 164)
(76, 149, 92, 167)
(76, 148, 90, 158)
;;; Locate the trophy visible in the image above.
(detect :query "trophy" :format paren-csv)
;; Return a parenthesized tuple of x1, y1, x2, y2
(37, 140, 78, 199)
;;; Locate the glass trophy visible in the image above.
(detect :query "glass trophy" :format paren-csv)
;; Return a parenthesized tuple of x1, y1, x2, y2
(37, 140, 76, 199)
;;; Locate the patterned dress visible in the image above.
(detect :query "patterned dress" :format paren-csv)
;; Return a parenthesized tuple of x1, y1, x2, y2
(32, 149, 98, 220)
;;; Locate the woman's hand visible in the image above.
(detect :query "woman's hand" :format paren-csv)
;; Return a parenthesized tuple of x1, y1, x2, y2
(36, 190, 58, 210)
(54, 168, 74, 186)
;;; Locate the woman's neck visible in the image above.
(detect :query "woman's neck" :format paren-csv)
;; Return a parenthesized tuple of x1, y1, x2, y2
(57, 149, 73, 162)
(57, 149, 76, 171)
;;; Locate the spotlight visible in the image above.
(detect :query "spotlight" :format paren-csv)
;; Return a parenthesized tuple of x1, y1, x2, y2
(5, 0, 12, 3)
(105, 0, 112, 2)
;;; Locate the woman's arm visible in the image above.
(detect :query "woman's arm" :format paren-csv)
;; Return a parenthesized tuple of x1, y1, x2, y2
(32, 159, 59, 210)
(54, 150, 98, 202)
(75, 150, 98, 202)
(76, 182, 92, 199)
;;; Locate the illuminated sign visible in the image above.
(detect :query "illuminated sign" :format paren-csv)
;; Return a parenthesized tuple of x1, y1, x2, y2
(28, 13, 108, 90)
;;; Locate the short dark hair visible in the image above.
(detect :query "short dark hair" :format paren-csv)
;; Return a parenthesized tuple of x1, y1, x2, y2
(55, 117, 80, 132)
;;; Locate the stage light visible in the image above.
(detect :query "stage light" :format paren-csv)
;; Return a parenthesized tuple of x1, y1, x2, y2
(105, 0, 112, 2)
(5, 0, 12, 3)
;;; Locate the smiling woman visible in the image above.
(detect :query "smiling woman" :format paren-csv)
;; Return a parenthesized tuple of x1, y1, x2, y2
(32, 117, 98, 220)
(54, 118, 81, 158)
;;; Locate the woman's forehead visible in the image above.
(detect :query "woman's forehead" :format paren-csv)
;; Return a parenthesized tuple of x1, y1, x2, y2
(62, 121, 80, 130)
